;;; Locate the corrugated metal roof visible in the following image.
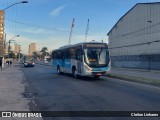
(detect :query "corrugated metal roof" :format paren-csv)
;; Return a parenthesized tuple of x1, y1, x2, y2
(107, 2, 160, 35)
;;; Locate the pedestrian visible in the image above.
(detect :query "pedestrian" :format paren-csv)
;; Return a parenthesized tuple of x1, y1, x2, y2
(6, 60, 9, 66)
(0, 58, 2, 70)
(10, 61, 12, 66)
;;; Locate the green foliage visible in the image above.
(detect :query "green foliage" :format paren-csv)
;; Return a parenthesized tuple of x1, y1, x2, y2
(16, 53, 23, 59)
(32, 51, 39, 59)
(40, 47, 48, 53)
(40, 47, 49, 58)
(9, 51, 16, 58)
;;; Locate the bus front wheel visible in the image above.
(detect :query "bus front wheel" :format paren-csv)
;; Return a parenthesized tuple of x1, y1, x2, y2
(94, 76, 100, 78)
(72, 68, 78, 78)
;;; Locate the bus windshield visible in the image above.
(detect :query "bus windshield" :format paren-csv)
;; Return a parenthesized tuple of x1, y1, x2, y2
(84, 48, 109, 67)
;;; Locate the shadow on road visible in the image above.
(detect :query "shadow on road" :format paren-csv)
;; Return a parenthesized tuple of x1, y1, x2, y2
(57, 73, 107, 81)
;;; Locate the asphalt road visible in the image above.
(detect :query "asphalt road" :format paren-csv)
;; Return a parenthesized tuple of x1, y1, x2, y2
(21, 64, 160, 120)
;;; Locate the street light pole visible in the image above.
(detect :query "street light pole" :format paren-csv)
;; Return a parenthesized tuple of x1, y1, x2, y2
(1, 1, 28, 66)
(7, 35, 20, 66)
(18, 45, 21, 63)
(2, 1, 28, 11)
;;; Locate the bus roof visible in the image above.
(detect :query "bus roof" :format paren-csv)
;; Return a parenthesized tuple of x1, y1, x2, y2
(52, 41, 108, 51)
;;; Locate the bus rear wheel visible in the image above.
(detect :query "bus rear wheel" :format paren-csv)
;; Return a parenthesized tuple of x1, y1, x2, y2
(57, 66, 61, 74)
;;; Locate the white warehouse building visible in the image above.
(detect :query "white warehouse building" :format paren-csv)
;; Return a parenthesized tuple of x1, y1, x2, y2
(107, 2, 160, 70)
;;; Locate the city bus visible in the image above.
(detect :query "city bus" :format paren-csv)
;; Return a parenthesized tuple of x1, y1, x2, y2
(51, 41, 111, 78)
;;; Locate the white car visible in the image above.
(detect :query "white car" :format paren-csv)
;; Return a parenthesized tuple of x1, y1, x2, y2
(44, 60, 48, 63)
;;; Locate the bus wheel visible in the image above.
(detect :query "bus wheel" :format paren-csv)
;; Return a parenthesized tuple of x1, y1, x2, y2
(72, 68, 78, 78)
(57, 66, 61, 74)
(94, 76, 100, 78)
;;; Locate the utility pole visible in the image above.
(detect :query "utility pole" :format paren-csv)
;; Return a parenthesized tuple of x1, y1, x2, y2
(84, 19, 89, 42)
(102, 38, 103, 43)
(8, 40, 14, 66)
(68, 18, 75, 45)
(18, 45, 21, 63)
(7, 35, 19, 66)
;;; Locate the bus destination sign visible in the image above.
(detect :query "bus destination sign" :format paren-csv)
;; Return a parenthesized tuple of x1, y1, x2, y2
(84, 44, 106, 48)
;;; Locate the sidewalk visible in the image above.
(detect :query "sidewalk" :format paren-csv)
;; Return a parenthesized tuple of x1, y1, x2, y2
(0, 64, 29, 111)
(110, 67, 160, 87)
(0, 64, 43, 120)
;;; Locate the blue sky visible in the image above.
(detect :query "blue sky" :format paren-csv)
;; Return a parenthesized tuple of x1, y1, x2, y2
(0, 0, 159, 54)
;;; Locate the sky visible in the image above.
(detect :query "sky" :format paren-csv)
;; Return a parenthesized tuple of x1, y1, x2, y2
(0, 0, 160, 54)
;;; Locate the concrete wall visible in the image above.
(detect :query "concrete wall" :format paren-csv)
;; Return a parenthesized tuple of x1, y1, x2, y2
(111, 54, 160, 70)
(108, 3, 160, 56)
(108, 3, 160, 70)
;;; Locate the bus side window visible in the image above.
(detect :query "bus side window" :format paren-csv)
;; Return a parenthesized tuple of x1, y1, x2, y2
(76, 49, 82, 62)
(52, 51, 57, 59)
(62, 51, 65, 59)
(70, 48, 75, 59)
(57, 51, 61, 59)
(65, 49, 70, 59)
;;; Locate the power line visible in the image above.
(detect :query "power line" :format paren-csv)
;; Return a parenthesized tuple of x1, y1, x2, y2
(5, 19, 70, 33)
(5, 19, 107, 36)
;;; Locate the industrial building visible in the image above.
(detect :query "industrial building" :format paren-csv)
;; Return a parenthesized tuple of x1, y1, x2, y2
(108, 2, 160, 70)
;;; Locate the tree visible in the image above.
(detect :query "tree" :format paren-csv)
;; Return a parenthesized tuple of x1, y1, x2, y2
(9, 51, 16, 58)
(16, 53, 23, 59)
(32, 51, 38, 59)
(40, 47, 49, 58)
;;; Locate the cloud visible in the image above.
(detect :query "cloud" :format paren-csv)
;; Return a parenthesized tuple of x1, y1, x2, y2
(6, 31, 108, 55)
(57, 28, 69, 32)
(71, 34, 109, 44)
(6, 33, 39, 54)
(17, 28, 54, 34)
(25, 28, 44, 34)
(50, 4, 67, 16)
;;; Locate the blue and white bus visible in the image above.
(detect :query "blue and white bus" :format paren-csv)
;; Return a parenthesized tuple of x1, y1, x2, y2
(51, 41, 111, 78)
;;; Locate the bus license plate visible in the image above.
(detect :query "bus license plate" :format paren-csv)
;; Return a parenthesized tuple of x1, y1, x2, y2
(96, 74, 102, 76)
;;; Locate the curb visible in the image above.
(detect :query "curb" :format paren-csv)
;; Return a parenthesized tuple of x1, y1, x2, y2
(112, 67, 160, 74)
(108, 73, 160, 87)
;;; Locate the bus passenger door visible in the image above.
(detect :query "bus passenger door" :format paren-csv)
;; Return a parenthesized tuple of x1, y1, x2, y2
(76, 49, 82, 74)
(62, 52, 65, 71)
